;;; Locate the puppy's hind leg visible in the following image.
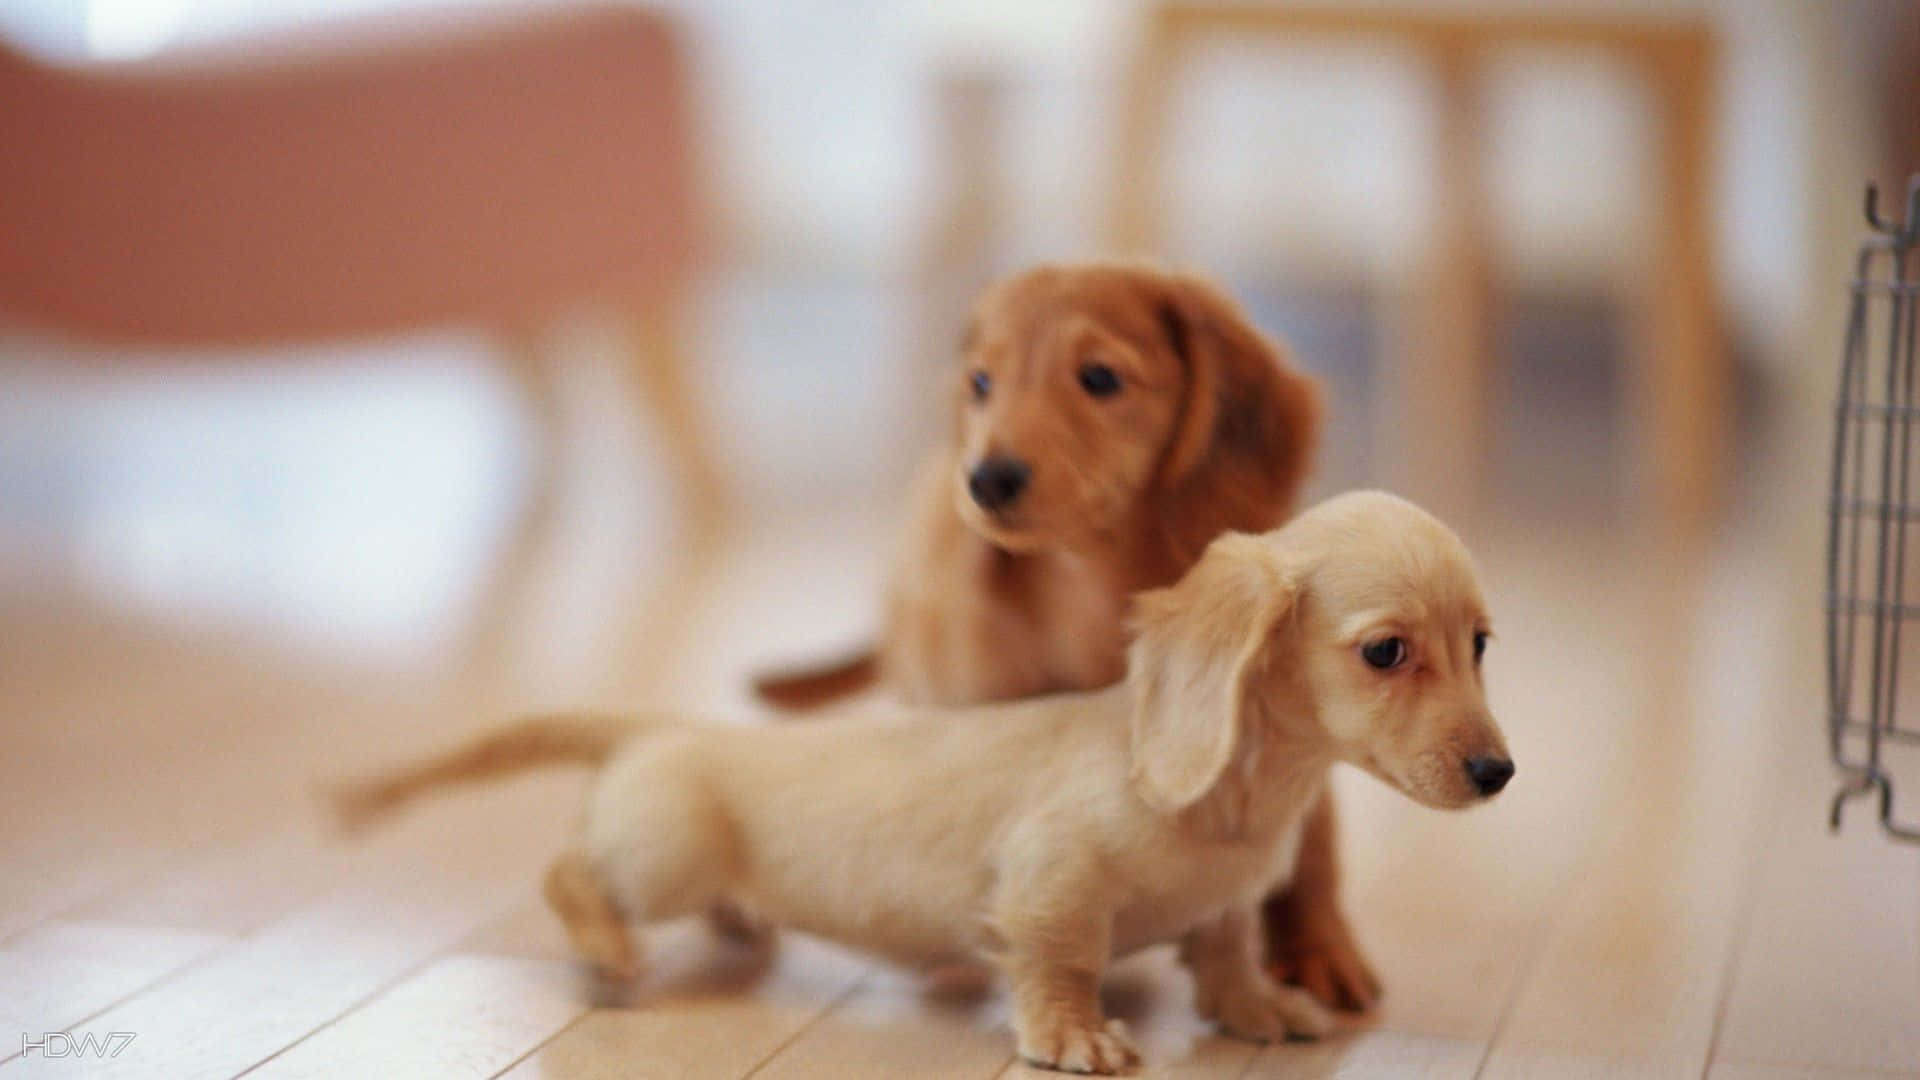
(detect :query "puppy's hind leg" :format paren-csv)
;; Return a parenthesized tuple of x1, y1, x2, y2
(565, 760, 740, 978)
(545, 850, 641, 982)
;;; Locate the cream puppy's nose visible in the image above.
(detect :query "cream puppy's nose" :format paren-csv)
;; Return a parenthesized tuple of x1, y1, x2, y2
(1465, 756, 1514, 796)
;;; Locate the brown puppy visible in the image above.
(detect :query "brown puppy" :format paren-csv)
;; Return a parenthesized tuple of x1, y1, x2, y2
(756, 262, 1378, 1008)
(336, 493, 1513, 1075)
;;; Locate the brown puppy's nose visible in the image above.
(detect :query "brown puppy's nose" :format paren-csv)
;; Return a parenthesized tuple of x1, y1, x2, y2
(1465, 756, 1513, 796)
(968, 458, 1030, 511)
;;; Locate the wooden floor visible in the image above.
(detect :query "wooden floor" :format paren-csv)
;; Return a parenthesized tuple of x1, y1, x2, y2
(2, 381, 1918, 1078)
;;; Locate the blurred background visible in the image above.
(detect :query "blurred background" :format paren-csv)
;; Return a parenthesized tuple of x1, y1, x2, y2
(3, 0, 1913, 688)
(3, 2, 1920, 1076)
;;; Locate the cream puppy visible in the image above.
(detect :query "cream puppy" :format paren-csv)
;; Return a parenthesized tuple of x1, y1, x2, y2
(335, 491, 1512, 1075)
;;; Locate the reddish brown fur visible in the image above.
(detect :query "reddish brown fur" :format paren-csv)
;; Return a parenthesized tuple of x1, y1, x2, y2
(754, 261, 1378, 1010)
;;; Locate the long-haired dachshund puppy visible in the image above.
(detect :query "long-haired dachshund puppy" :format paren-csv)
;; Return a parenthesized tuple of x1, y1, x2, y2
(336, 492, 1513, 1075)
(756, 262, 1377, 1009)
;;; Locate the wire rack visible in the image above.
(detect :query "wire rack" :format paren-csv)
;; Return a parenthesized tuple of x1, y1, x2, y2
(1826, 176, 1920, 841)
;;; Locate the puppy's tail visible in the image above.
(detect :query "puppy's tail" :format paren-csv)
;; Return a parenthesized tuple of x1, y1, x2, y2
(751, 649, 878, 714)
(327, 712, 661, 832)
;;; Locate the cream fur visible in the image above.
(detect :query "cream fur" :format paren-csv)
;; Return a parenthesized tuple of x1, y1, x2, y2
(334, 490, 1511, 1075)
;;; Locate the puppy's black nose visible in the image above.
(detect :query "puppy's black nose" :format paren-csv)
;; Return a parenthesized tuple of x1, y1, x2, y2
(968, 458, 1030, 511)
(1465, 756, 1514, 796)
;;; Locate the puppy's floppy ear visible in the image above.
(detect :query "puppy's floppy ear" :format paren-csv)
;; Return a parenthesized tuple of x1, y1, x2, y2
(1152, 274, 1324, 557)
(1127, 532, 1298, 813)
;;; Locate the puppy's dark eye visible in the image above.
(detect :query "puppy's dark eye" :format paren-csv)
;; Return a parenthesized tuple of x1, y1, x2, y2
(1360, 637, 1407, 671)
(1078, 363, 1121, 397)
(969, 370, 991, 402)
(1473, 631, 1488, 662)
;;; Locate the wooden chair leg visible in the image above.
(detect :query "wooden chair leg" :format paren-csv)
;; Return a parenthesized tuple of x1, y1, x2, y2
(1634, 35, 1727, 543)
(462, 324, 567, 697)
(621, 292, 731, 541)
(913, 65, 1007, 472)
(1105, 15, 1175, 253)
(1384, 45, 1496, 527)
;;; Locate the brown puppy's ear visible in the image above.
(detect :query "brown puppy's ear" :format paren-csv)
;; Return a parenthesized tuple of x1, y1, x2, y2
(1153, 274, 1325, 559)
(1127, 532, 1298, 813)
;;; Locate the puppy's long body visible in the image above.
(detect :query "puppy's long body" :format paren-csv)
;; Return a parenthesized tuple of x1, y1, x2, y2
(339, 492, 1513, 1075)
(582, 689, 1319, 971)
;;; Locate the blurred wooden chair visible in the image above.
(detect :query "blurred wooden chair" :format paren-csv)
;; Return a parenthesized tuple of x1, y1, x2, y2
(1108, 3, 1726, 537)
(0, 3, 726, 672)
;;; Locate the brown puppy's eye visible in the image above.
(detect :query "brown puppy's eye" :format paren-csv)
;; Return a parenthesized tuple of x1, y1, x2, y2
(1360, 637, 1407, 670)
(1473, 631, 1488, 662)
(1078, 363, 1121, 397)
(969, 370, 991, 402)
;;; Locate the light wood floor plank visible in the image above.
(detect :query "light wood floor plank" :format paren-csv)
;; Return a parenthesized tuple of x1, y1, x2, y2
(749, 970, 1011, 1080)
(457, 895, 584, 969)
(243, 953, 583, 1079)
(0, 921, 228, 1050)
(1, 774, 575, 1080)
(1247, 1030, 1483, 1079)
(1479, 544, 1792, 1080)
(0, 607, 444, 947)
(0, 857, 166, 948)
(0, 810, 487, 1060)
(1709, 1065, 1920, 1080)
(496, 929, 872, 1080)
(66, 821, 344, 937)
(1711, 767, 1920, 1075)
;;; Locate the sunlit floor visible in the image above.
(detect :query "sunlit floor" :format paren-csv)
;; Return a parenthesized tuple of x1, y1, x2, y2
(1, 280, 1917, 1079)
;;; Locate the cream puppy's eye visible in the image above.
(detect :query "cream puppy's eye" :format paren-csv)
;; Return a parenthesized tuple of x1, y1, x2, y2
(1473, 631, 1489, 662)
(1360, 637, 1407, 670)
(969, 370, 991, 401)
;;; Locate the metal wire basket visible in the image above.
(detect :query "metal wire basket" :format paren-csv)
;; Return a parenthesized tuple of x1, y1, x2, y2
(1826, 176, 1920, 841)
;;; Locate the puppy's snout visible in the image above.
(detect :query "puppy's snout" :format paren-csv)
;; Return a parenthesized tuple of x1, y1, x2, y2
(968, 458, 1030, 511)
(1464, 755, 1514, 796)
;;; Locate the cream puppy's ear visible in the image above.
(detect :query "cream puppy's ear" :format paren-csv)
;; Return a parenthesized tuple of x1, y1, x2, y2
(1127, 532, 1297, 812)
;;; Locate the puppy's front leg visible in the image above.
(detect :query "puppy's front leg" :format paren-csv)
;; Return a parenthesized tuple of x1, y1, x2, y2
(1181, 906, 1333, 1043)
(993, 882, 1139, 1074)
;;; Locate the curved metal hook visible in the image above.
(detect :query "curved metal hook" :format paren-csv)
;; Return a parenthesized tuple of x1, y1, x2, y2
(1829, 768, 1891, 831)
(1864, 184, 1897, 235)
(1830, 775, 1868, 830)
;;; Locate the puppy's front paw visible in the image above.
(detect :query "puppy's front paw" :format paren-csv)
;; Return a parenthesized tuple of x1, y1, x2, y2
(1018, 1017, 1140, 1075)
(1207, 982, 1335, 1043)
(1267, 914, 1374, 1006)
